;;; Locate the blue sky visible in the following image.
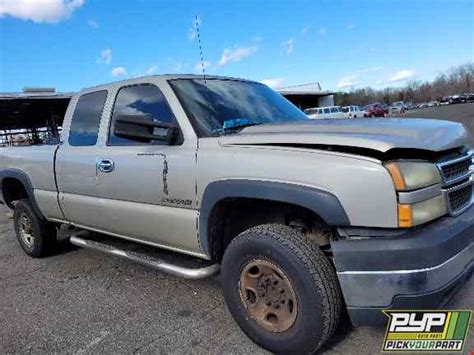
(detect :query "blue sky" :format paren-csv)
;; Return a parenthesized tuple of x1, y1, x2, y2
(0, 0, 472, 93)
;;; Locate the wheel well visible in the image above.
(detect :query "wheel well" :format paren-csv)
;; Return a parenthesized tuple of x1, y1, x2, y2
(207, 198, 329, 262)
(2, 178, 28, 208)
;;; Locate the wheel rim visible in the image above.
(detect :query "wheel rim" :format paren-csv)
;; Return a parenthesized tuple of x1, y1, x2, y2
(18, 212, 35, 248)
(239, 259, 298, 332)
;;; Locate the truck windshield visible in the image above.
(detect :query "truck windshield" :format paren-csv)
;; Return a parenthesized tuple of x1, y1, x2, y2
(169, 78, 308, 137)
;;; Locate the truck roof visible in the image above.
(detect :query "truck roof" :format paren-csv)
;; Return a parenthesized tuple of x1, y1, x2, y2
(79, 74, 254, 93)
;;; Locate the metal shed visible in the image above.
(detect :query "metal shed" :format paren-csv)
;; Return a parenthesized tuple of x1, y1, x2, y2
(277, 82, 335, 110)
(0, 88, 72, 146)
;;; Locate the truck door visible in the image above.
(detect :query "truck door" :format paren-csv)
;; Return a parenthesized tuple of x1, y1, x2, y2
(56, 90, 108, 228)
(94, 83, 201, 255)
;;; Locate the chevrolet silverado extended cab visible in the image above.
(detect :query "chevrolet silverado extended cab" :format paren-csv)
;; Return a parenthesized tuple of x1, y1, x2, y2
(0, 75, 473, 354)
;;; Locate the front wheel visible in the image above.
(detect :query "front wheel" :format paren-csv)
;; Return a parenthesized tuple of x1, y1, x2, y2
(13, 199, 57, 257)
(221, 224, 342, 354)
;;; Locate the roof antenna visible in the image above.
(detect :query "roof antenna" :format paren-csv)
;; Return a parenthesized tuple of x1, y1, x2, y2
(194, 15, 207, 85)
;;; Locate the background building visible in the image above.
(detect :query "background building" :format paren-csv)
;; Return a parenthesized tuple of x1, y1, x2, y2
(277, 82, 335, 109)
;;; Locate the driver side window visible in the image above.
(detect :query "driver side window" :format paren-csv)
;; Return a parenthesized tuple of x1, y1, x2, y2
(108, 84, 177, 145)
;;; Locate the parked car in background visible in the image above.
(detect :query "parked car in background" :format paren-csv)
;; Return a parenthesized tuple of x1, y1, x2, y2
(304, 106, 346, 119)
(405, 102, 415, 110)
(363, 103, 386, 117)
(462, 93, 474, 102)
(341, 105, 367, 118)
(449, 95, 464, 104)
(440, 97, 450, 105)
(389, 101, 407, 115)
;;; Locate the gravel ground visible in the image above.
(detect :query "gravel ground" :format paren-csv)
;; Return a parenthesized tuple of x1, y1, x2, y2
(1, 207, 472, 354)
(0, 104, 473, 354)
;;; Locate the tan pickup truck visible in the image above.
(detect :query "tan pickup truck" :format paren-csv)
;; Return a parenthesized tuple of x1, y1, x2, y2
(1, 75, 473, 353)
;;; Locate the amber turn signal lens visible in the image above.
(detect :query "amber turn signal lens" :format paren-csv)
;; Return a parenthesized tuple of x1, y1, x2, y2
(386, 163, 406, 191)
(398, 204, 412, 228)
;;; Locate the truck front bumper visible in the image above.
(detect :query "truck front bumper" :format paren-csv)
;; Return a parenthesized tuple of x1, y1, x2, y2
(332, 205, 474, 326)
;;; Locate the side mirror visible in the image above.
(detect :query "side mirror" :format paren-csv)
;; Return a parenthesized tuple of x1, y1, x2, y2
(114, 115, 179, 144)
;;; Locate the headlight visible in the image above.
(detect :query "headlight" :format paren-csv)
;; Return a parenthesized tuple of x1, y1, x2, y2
(385, 161, 445, 227)
(398, 195, 446, 227)
(385, 161, 442, 191)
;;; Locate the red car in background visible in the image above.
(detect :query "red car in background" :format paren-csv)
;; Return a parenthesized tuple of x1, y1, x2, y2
(363, 103, 387, 117)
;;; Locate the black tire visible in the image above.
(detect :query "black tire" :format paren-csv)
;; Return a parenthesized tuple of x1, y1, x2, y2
(221, 224, 341, 354)
(13, 199, 57, 258)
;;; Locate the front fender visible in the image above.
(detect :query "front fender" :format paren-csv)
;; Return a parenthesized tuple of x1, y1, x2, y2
(198, 179, 350, 257)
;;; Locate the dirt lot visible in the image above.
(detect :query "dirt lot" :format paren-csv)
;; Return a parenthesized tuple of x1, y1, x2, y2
(0, 104, 473, 354)
(0, 209, 472, 354)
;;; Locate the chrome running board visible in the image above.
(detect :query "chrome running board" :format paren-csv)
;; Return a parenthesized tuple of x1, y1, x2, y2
(70, 233, 220, 280)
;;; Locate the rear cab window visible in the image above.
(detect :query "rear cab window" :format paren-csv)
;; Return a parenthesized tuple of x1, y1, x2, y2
(68, 90, 108, 146)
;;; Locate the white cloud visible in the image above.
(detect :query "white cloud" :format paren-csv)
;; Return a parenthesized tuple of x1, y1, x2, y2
(0, 0, 83, 23)
(355, 66, 382, 74)
(88, 19, 98, 28)
(337, 75, 358, 88)
(387, 69, 415, 83)
(301, 26, 310, 35)
(260, 78, 285, 89)
(188, 15, 200, 41)
(335, 67, 383, 89)
(281, 38, 295, 54)
(194, 60, 212, 73)
(145, 65, 157, 75)
(111, 66, 126, 77)
(218, 45, 257, 66)
(319, 27, 326, 35)
(97, 48, 112, 64)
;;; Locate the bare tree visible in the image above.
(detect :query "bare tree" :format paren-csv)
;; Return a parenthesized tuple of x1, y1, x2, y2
(335, 63, 474, 106)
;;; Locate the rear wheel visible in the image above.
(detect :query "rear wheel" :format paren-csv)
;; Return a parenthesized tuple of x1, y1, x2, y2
(13, 199, 57, 257)
(221, 224, 341, 354)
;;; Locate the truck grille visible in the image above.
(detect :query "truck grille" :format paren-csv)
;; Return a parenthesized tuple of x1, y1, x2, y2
(437, 152, 472, 215)
(447, 183, 472, 214)
(437, 153, 471, 185)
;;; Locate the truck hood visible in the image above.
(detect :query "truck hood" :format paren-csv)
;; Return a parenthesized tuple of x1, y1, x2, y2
(218, 118, 470, 154)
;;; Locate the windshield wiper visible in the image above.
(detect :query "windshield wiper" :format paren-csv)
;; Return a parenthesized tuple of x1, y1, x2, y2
(222, 118, 262, 134)
(223, 122, 261, 133)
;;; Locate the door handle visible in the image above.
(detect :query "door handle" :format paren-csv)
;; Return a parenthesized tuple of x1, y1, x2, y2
(97, 158, 115, 173)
